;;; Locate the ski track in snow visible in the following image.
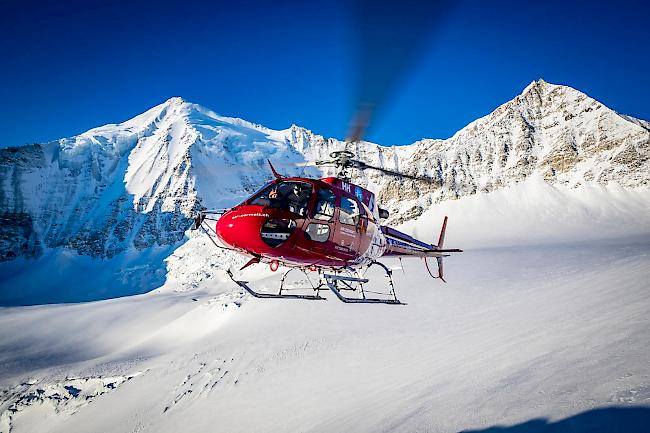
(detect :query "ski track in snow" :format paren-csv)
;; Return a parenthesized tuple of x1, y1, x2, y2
(1, 236, 649, 432)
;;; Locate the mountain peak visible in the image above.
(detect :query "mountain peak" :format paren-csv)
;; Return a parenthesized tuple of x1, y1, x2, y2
(520, 78, 552, 96)
(165, 96, 186, 105)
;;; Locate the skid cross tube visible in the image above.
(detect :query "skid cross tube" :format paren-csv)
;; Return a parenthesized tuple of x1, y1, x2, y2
(279, 268, 323, 298)
(323, 262, 403, 305)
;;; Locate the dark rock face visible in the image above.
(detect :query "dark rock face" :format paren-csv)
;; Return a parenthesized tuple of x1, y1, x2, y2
(1, 144, 47, 261)
(0, 212, 41, 261)
(0, 132, 195, 262)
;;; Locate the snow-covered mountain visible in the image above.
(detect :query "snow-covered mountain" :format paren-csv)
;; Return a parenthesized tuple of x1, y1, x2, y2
(0, 97, 327, 264)
(367, 79, 650, 222)
(1, 79, 648, 265)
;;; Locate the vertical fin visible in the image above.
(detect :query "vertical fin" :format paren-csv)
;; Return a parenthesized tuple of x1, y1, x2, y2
(426, 216, 450, 283)
(437, 217, 448, 282)
(437, 215, 448, 248)
(436, 257, 446, 283)
(268, 159, 282, 179)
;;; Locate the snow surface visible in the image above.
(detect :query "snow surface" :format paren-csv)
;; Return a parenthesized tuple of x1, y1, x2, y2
(0, 245, 175, 306)
(400, 176, 650, 249)
(1, 179, 649, 432)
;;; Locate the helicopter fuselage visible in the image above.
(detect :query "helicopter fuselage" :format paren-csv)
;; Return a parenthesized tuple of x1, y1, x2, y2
(215, 177, 387, 268)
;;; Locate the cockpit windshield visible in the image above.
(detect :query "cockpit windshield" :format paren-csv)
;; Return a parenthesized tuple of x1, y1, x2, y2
(249, 181, 313, 217)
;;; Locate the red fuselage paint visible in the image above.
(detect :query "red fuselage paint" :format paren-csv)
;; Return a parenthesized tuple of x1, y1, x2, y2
(215, 177, 387, 269)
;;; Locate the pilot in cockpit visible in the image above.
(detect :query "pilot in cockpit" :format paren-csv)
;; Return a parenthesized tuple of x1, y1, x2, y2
(286, 184, 310, 216)
(264, 182, 310, 216)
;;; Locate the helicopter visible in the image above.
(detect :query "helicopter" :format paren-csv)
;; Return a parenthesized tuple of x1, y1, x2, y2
(191, 0, 459, 304)
(191, 150, 462, 304)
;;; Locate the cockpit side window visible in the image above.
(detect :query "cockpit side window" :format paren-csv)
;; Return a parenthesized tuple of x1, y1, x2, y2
(313, 188, 335, 221)
(339, 196, 360, 225)
(250, 181, 313, 217)
(249, 184, 275, 207)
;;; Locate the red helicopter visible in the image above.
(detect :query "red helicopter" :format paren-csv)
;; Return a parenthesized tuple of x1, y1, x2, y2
(192, 1, 459, 303)
(192, 150, 462, 304)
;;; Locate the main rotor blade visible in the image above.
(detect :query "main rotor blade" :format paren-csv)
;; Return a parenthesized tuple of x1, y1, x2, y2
(347, 0, 453, 142)
(354, 160, 434, 182)
(190, 161, 322, 177)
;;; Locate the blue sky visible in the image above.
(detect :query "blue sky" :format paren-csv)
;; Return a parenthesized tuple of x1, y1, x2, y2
(1, 0, 648, 147)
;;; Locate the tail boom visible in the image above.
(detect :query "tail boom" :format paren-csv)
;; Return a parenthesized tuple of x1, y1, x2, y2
(381, 216, 462, 282)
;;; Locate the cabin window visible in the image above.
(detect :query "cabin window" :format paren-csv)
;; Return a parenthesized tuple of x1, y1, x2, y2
(339, 196, 360, 225)
(249, 181, 313, 217)
(313, 188, 335, 221)
(304, 223, 330, 242)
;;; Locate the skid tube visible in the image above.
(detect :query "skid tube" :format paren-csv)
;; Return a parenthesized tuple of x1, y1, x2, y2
(227, 262, 404, 305)
(226, 269, 325, 301)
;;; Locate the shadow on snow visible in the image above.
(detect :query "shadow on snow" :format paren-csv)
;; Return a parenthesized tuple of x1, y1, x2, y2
(462, 406, 650, 433)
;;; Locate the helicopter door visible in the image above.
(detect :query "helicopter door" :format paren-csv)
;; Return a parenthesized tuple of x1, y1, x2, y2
(334, 196, 362, 259)
(303, 188, 336, 256)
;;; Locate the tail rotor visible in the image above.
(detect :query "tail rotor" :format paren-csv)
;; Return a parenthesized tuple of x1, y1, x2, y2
(424, 216, 460, 283)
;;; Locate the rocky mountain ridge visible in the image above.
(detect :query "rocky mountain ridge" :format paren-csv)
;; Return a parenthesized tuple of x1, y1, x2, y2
(1, 79, 648, 261)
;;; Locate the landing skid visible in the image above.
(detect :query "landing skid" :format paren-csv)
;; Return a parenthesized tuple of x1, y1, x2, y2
(226, 269, 325, 301)
(227, 261, 403, 305)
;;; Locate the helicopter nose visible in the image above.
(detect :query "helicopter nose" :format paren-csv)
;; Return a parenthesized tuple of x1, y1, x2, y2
(216, 209, 297, 252)
(215, 210, 258, 250)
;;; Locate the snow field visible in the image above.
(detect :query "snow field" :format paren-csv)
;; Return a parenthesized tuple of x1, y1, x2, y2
(1, 235, 648, 432)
